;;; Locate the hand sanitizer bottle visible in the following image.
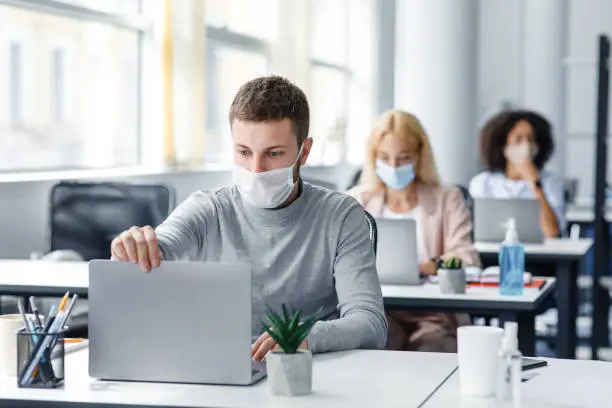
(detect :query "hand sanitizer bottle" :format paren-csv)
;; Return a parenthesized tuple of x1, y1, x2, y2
(497, 322, 522, 405)
(499, 218, 524, 296)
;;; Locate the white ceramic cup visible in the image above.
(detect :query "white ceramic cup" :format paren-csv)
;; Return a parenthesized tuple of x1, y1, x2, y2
(0, 314, 26, 377)
(457, 326, 504, 397)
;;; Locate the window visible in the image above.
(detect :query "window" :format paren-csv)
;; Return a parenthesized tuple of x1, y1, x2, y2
(205, 43, 268, 162)
(202, 0, 379, 167)
(205, 0, 278, 41)
(0, 0, 147, 172)
(9, 42, 23, 126)
(51, 47, 66, 124)
(204, 0, 275, 163)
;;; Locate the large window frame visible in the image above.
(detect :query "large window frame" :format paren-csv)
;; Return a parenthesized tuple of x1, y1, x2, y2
(205, 26, 272, 133)
(0, 0, 151, 173)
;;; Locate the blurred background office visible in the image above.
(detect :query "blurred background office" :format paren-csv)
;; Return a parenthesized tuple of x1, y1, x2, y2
(1, 0, 612, 357)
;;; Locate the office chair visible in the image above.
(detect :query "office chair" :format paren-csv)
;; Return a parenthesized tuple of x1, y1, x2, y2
(43, 181, 175, 338)
(364, 211, 378, 255)
(348, 169, 363, 190)
(455, 184, 474, 242)
(49, 181, 175, 261)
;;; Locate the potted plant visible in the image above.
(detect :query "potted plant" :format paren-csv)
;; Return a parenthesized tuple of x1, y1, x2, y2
(261, 305, 319, 396)
(437, 257, 466, 294)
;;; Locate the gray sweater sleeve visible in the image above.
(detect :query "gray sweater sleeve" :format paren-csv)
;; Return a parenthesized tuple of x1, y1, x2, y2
(155, 192, 213, 261)
(307, 201, 388, 353)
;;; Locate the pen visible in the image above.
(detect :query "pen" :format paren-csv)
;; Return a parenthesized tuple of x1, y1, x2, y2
(17, 299, 36, 346)
(50, 294, 78, 350)
(29, 296, 43, 329)
(57, 292, 70, 313)
(58, 294, 78, 329)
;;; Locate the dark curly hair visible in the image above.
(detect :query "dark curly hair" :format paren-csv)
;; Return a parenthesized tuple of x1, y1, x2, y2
(479, 110, 555, 171)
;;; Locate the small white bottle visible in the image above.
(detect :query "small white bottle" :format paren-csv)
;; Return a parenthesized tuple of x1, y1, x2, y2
(497, 322, 522, 406)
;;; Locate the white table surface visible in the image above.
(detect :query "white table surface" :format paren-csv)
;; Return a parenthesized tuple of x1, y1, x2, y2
(382, 278, 555, 311)
(423, 358, 612, 407)
(0, 349, 458, 408)
(475, 238, 593, 257)
(0, 260, 88, 295)
(566, 205, 612, 223)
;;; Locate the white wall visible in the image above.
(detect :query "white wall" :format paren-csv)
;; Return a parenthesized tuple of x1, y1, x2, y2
(565, 0, 612, 199)
(477, 0, 522, 116)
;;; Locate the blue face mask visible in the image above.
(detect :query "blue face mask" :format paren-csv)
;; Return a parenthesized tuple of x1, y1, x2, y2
(375, 160, 416, 190)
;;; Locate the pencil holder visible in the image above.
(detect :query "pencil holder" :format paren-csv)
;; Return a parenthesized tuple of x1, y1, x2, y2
(16, 328, 66, 388)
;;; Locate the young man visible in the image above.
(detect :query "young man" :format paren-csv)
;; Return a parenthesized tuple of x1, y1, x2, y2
(110, 76, 387, 360)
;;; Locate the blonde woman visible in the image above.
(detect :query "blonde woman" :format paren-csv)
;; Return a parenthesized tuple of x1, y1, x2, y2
(346, 110, 480, 352)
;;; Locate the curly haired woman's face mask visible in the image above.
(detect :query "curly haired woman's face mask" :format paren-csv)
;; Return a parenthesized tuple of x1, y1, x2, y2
(504, 120, 538, 164)
(504, 143, 538, 164)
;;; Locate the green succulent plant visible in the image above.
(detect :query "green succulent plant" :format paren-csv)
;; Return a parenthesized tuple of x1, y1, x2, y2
(261, 305, 320, 354)
(440, 257, 463, 270)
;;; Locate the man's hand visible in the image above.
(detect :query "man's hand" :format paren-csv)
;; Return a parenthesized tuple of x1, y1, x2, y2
(251, 331, 308, 361)
(110, 226, 162, 272)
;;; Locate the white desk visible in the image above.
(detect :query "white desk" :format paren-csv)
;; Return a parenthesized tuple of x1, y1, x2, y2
(382, 279, 555, 311)
(423, 358, 612, 407)
(475, 239, 593, 359)
(475, 238, 593, 259)
(566, 204, 612, 223)
(383, 279, 556, 356)
(0, 349, 458, 408)
(0, 260, 88, 297)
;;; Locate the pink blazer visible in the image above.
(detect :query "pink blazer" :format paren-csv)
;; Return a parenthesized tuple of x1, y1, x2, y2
(346, 183, 481, 267)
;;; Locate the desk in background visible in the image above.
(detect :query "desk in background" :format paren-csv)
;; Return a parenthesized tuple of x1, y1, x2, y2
(382, 278, 556, 357)
(0, 349, 458, 408)
(423, 357, 612, 407)
(475, 239, 593, 359)
(566, 205, 612, 224)
(0, 260, 88, 298)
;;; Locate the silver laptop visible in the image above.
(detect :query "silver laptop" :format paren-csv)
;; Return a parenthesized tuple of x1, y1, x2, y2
(88, 260, 266, 385)
(474, 198, 545, 243)
(375, 218, 421, 285)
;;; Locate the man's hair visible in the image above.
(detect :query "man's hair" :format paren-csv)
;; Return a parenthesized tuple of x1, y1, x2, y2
(229, 76, 310, 145)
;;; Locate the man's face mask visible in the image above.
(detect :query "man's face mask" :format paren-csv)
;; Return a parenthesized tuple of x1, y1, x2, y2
(233, 145, 304, 209)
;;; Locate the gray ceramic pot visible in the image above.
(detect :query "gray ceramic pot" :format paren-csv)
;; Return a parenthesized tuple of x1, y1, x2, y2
(438, 268, 466, 294)
(266, 349, 312, 396)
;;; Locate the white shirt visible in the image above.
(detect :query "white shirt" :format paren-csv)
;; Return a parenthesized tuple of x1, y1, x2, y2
(381, 205, 427, 263)
(468, 171, 566, 232)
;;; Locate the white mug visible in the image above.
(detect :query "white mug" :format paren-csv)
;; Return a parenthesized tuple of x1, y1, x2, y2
(0, 314, 26, 377)
(457, 326, 504, 397)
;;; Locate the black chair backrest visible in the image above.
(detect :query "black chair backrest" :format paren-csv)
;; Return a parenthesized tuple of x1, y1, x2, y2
(455, 184, 474, 241)
(364, 211, 377, 255)
(348, 169, 363, 190)
(49, 181, 175, 261)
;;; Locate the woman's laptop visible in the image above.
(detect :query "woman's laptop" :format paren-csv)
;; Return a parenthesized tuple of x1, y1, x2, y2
(88, 260, 266, 385)
(375, 218, 422, 285)
(474, 198, 545, 243)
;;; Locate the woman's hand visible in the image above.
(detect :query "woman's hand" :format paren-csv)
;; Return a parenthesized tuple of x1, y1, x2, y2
(515, 159, 539, 184)
(419, 260, 438, 276)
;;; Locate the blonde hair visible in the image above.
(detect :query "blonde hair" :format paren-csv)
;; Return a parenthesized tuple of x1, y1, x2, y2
(361, 110, 440, 190)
